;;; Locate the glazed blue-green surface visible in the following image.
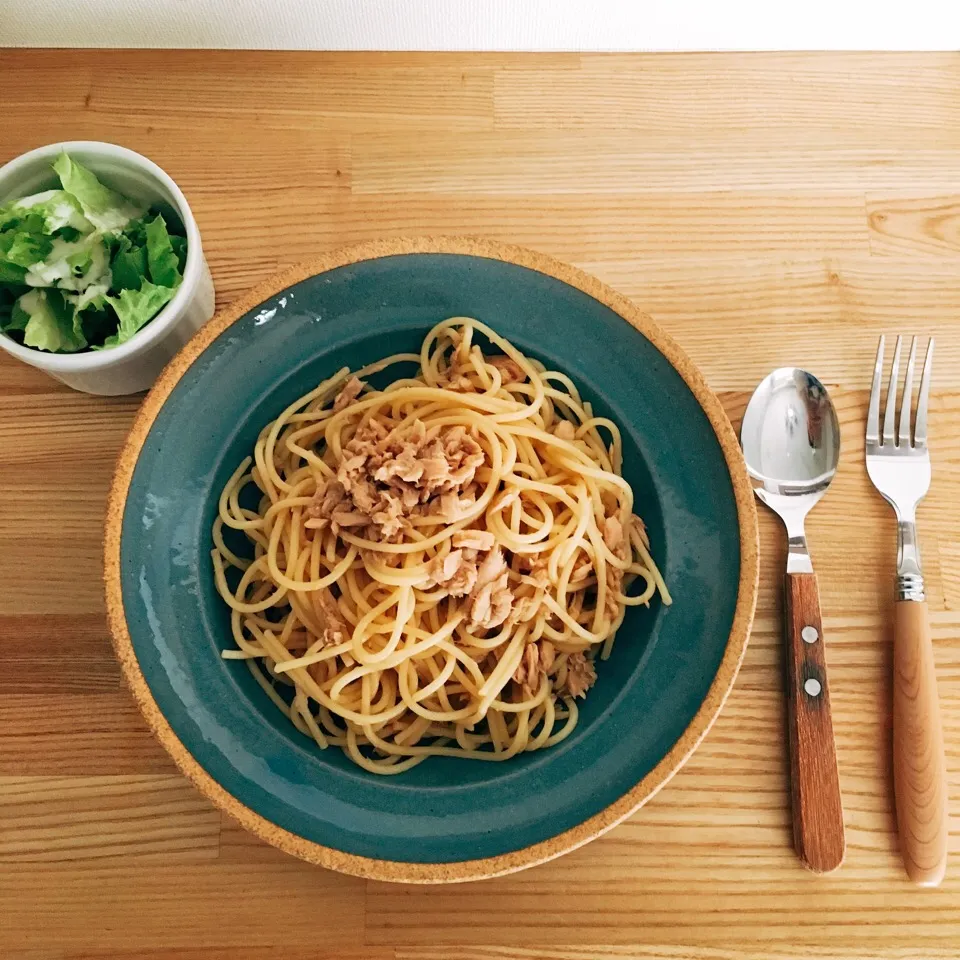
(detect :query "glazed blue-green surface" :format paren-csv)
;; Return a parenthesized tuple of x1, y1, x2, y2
(120, 253, 740, 863)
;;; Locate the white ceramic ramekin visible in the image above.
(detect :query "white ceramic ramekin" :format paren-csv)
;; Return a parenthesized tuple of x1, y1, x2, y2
(0, 141, 215, 395)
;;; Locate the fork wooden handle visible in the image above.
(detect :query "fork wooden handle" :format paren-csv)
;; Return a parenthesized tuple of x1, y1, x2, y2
(894, 600, 948, 886)
(784, 572, 846, 873)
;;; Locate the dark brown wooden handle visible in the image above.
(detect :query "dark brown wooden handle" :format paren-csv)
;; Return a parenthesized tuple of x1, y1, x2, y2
(894, 600, 948, 886)
(784, 571, 846, 874)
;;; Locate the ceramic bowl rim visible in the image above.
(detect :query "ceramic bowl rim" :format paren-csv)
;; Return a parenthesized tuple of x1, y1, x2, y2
(103, 236, 759, 883)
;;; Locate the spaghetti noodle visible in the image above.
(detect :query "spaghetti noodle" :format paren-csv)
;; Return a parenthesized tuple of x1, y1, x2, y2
(212, 317, 670, 773)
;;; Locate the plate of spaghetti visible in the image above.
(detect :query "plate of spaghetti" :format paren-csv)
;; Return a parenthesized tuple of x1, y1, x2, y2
(106, 238, 758, 882)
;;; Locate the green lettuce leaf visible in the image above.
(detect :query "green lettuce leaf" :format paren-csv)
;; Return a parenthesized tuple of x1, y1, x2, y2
(5, 299, 31, 333)
(0, 213, 54, 268)
(170, 235, 187, 274)
(0, 285, 26, 332)
(17, 288, 86, 352)
(110, 234, 148, 291)
(100, 279, 175, 348)
(144, 214, 181, 288)
(1, 231, 52, 268)
(3, 189, 91, 235)
(0, 261, 27, 284)
(1, 155, 183, 353)
(122, 217, 148, 247)
(52, 153, 144, 233)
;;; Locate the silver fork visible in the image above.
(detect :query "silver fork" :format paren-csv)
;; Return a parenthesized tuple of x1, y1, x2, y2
(866, 335, 948, 887)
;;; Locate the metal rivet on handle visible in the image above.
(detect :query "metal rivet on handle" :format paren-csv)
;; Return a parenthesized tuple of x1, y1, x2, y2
(804, 678, 822, 697)
(801, 625, 819, 644)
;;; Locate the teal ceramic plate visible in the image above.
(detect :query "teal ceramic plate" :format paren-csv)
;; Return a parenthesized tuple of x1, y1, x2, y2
(106, 238, 758, 883)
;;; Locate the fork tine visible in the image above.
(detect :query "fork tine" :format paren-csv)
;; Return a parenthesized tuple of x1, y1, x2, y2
(882, 335, 902, 444)
(915, 337, 934, 447)
(867, 335, 884, 443)
(898, 336, 918, 446)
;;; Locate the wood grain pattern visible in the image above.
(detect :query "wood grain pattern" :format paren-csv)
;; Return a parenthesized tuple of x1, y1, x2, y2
(893, 600, 949, 885)
(783, 572, 845, 873)
(1, 48, 959, 957)
(0, 775, 220, 863)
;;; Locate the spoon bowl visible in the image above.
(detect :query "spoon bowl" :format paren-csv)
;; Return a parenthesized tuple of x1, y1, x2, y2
(741, 367, 840, 500)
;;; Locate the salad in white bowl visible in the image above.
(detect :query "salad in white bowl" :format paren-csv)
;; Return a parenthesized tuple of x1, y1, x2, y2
(1, 153, 187, 354)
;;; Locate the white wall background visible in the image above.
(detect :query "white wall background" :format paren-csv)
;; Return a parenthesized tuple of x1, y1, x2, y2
(4, 0, 960, 50)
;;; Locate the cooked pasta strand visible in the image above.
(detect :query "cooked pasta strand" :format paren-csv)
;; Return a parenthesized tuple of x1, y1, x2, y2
(213, 318, 669, 772)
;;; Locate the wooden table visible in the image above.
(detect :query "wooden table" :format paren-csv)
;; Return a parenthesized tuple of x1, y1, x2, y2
(1, 49, 959, 959)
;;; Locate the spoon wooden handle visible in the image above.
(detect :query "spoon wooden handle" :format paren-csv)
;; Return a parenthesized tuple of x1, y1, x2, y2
(893, 599, 948, 886)
(784, 571, 845, 873)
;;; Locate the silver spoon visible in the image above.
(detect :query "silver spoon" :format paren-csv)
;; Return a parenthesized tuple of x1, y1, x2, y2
(741, 368, 846, 874)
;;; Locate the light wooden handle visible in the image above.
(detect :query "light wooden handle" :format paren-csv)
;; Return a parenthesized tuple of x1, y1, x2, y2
(784, 572, 846, 874)
(894, 600, 948, 886)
